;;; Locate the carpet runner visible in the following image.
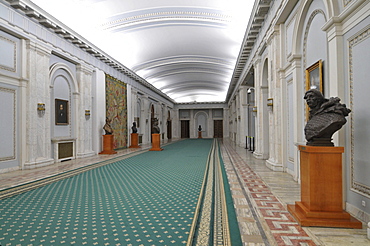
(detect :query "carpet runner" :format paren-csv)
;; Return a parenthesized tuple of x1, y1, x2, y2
(0, 139, 240, 246)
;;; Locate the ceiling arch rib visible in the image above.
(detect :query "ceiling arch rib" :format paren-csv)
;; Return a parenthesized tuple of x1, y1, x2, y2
(145, 67, 228, 81)
(132, 55, 234, 72)
(156, 80, 228, 91)
(101, 7, 231, 32)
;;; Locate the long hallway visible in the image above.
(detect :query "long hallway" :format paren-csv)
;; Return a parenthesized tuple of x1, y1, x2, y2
(0, 139, 368, 245)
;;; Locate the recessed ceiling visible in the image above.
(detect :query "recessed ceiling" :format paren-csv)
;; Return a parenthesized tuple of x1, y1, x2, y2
(29, 0, 253, 103)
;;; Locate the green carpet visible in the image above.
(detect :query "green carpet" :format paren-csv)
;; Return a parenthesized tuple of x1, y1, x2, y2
(0, 139, 241, 245)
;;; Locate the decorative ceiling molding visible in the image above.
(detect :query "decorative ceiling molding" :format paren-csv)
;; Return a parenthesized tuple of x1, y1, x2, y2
(132, 55, 234, 72)
(145, 68, 228, 80)
(102, 9, 231, 32)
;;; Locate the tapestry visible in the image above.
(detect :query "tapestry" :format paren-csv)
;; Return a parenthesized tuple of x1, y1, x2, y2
(105, 74, 127, 149)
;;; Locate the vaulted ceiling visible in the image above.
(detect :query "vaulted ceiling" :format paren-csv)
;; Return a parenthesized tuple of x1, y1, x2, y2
(27, 0, 255, 103)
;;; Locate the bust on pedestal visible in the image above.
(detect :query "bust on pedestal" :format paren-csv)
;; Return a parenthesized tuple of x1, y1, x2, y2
(287, 89, 361, 228)
(99, 117, 117, 155)
(150, 118, 163, 151)
(129, 122, 140, 148)
(198, 125, 202, 139)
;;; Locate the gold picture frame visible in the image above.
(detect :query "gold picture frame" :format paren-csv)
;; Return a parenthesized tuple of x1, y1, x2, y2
(305, 60, 323, 92)
(55, 99, 69, 125)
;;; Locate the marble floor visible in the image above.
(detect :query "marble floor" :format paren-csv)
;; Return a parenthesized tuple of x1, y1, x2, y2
(0, 139, 369, 245)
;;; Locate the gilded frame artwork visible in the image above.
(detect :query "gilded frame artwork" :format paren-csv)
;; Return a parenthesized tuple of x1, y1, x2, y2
(55, 99, 69, 125)
(305, 60, 323, 92)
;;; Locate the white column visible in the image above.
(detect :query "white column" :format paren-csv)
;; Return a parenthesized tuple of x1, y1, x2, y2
(76, 64, 94, 158)
(24, 41, 54, 169)
(239, 86, 248, 147)
(266, 28, 283, 171)
(253, 58, 269, 159)
(92, 69, 106, 154)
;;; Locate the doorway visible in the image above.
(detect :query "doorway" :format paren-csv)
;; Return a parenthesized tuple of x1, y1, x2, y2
(181, 120, 190, 138)
(214, 120, 223, 138)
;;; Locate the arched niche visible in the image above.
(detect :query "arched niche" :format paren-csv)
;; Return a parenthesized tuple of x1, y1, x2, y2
(49, 63, 78, 161)
(195, 111, 208, 136)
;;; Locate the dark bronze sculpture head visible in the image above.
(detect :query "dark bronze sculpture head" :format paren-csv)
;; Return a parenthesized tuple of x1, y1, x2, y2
(304, 89, 351, 146)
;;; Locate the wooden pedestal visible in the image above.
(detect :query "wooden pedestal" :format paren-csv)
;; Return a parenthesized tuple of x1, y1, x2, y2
(149, 133, 163, 151)
(99, 135, 117, 155)
(287, 145, 362, 228)
(198, 131, 202, 138)
(129, 133, 140, 148)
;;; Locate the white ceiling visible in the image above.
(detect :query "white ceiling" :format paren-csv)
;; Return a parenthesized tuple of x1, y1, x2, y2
(28, 0, 254, 103)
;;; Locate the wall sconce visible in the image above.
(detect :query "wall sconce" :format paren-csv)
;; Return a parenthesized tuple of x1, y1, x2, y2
(252, 106, 257, 112)
(85, 110, 91, 120)
(247, 87, 255, 94)
(267, 98, 273, 107)
(37, 103, 45, 111)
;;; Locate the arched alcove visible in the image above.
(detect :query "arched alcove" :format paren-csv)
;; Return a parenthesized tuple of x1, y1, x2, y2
(49, 63, 78, 161)
(195, 111, 208, 137)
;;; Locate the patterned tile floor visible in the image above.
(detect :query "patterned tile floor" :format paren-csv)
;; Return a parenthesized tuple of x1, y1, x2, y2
(0, 139, 369, 245)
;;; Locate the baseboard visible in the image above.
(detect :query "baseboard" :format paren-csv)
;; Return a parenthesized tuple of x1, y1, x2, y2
(346, 202, 370, 224)
(24, 158, 54, 169)
(0, 166, 19, 174)
(265, 159, 284, 171)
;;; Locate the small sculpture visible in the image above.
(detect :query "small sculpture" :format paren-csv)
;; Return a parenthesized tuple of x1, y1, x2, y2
(304, 89, 351, 146)
(198, 125, 202, 131)
(132, 122, 138, 133)
(152, 118, 160, 134)
(103, 117, 113, 135)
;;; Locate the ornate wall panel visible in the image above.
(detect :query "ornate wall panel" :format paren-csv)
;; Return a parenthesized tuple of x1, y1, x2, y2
(350, 26, 370, 197)
(0, 36, 16, 72)
(105, 74, 128, 149)
(0, 87, 16, 161)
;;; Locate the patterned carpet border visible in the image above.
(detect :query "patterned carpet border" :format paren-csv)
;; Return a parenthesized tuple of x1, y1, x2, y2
(222, 141, 317, 246)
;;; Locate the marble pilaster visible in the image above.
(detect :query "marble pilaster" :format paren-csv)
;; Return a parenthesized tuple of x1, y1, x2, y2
(24, 41, 54, 169)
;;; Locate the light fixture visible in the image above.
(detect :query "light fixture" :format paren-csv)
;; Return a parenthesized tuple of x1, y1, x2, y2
(37, 103, 45, 111)
(85, 110, 91, 116)
(267, 98, 273, 106)
(247, 87, 255, 94)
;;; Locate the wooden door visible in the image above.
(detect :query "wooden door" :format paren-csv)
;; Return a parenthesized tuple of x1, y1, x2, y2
(214, 120, 223, 138)
(181, 120, 190, 138)
(167, 121, 172, 139)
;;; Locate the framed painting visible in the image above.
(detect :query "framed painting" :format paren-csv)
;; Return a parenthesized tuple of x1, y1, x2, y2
(134, 117, 140, 128)
(55, 99, 69, 125)
(305, 60, 323, 92)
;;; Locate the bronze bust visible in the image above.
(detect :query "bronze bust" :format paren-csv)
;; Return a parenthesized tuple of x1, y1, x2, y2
(103, 117, 113, 135)
(304, 89, 351, 146)
(152, 118, 160, 134)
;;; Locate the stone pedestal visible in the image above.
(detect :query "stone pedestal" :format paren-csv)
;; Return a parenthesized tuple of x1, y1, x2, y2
(149, 133, 163, 151)
(198, 131, 202, 139)
(129, 133, 140, 148)
(287, 145, 362, 228)
(99, 135, 117, 155)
